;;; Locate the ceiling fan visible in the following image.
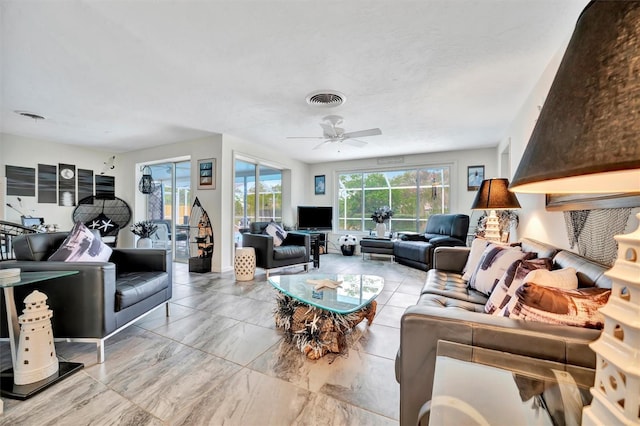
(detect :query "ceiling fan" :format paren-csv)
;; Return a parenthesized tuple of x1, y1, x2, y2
(287, 115, 382, 150)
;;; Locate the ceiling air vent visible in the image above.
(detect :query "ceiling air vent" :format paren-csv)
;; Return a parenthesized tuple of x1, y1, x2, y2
(306, 91, 346, 107)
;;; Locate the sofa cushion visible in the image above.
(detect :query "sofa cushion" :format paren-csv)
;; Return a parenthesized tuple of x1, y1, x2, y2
(468, 244, 533, 295)
(484, 258, 552, 314)
(422, 270, 489, 305)
(264, 221, 287, 247)
(273, 245, 305, 260)
(116, 271, 170, 311)
(508, 283, 610, 329)
(48, 221, 112, 262)
(394, 240, 430, 263)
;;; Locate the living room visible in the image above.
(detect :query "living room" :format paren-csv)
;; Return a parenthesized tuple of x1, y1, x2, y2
(1, 1, 640, 425)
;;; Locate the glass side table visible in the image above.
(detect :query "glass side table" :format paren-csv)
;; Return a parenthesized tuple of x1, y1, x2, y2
(425, 341, 595, 426)
(0, 270, 83, 400)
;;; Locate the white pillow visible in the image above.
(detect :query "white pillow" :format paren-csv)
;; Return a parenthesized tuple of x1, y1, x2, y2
(48, 221, 113, 262)
(523, 267, 578, 290)
(264, 221, 288, 247)
(462, 238, 490, 281)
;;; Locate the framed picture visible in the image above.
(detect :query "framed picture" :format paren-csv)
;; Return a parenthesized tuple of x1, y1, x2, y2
(315, 175, 325, 195)
(467, 165, 484, 191)
(545, 192, 640, 211)
(198, 158, 216, 190)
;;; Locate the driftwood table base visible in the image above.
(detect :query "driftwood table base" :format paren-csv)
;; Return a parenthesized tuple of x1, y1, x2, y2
(274, 294, 377, 360)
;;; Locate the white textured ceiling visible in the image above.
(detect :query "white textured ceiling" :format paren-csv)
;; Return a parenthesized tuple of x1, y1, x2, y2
(1, 0, 589, 164)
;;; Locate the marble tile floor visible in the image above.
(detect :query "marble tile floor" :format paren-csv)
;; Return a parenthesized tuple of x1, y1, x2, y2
(0, 253, 427, 425)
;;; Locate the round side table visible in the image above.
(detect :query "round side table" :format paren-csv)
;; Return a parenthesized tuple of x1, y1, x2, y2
(234, 247, 256, 281)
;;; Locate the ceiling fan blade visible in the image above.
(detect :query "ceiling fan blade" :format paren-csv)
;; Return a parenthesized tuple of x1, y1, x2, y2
(313, 140, 332, 150)
(319, 123, 338, 138)
(342, 128, 382, 139)
(286, 136, 325, 139)
(343, 138, 368, 148)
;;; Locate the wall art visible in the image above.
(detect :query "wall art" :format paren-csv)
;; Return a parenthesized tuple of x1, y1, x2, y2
(58, 163, 76, 206)
(198, 158, 216, 190)
(315, 175, 326, 195)
(6, 165, 35, 196)
(467, 165, 484, 191)
(37, 164, 57, 203)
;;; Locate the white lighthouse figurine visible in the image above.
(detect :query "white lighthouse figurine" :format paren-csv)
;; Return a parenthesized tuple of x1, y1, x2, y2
(14, 290, 59, 385)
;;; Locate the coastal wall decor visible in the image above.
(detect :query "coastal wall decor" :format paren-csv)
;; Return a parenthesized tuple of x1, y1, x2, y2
(197, 158, 216, 190)
(6, 165, 35, 196)
(37, 164, 57, 204)
(58, 163, 76, 206)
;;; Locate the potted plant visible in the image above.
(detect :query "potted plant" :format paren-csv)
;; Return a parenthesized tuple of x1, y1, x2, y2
(371, 206, 393, 237)
(338, 234, 358, 256)
(130, 220, 158, 248)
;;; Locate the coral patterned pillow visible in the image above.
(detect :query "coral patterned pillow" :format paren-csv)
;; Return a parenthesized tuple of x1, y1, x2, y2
(485, 258, 552, 314)
(508, 283, 610, 329)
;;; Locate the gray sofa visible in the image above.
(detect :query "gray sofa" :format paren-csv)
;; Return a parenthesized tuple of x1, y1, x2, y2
(393, 213, 469, 270)
(242, 222, 310, 277)
(395, 238, 610, 426)
(0, 231, 172, 363)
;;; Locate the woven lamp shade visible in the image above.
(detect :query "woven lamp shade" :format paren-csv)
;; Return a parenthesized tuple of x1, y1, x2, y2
(510, 0, 640, 194)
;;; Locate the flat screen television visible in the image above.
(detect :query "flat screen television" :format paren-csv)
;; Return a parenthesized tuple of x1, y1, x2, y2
(297, 206, 332, 231)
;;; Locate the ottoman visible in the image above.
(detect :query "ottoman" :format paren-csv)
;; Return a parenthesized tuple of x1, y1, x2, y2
(359, 237, 394, 261)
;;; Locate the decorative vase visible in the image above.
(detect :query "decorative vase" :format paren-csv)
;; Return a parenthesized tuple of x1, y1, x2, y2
(136, 237, 153, 248)
(340, 245, 355, 256)
(376, 223, 387, 238)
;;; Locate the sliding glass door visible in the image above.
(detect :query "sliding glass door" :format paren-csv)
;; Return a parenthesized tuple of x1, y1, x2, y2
(234, 159, 282, 246)
(146, 160, 191, 261)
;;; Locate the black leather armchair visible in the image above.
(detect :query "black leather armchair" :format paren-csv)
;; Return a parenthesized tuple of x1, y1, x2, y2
(0, 231, 172, 363)
(393, 214, 469, 270)
(242, 222, 310, 277)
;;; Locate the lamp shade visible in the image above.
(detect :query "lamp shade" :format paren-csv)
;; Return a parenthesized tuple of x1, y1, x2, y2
(510, 0, 640, 194)
(471, 178, 521, 210)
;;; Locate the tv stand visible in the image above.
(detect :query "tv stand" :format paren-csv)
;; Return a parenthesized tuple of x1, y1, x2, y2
(297, 230, 327, 268)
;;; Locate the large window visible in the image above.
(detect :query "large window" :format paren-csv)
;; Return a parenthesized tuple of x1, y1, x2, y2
(338, 165, 450, 233)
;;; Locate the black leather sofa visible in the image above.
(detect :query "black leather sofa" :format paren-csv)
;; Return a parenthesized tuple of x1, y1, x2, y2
(242, 222, 310, 277)
(393, 213, 469, 270)
(395, 238, 610, 426)
(0, 231, 172, 363)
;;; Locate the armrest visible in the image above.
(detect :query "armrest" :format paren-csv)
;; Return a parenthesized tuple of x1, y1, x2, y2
(397, 305, 600, 426)
(428, 236, 466, 247)
(242, 233, 274, 267)
(432, 246, 470, 273)
(0, 260, 117, 338)
(110, 248, 170, 273)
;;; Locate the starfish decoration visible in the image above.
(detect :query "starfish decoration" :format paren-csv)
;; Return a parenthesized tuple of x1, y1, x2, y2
(87, 220, 101, 229)
(99, 219, 115, 232)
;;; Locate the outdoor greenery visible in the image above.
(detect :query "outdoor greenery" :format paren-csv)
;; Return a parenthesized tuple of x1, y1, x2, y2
(338, 166, 450, 232)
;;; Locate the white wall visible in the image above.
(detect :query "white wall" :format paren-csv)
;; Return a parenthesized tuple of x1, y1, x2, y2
(0, 133, 116, 227)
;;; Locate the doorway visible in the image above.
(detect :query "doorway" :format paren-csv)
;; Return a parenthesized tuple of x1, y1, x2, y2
(146, 160, 191, 262)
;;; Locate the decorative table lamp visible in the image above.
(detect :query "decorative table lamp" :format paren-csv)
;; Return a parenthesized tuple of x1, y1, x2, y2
(509, 2, 640, 424)
(470, 178, 521, 242)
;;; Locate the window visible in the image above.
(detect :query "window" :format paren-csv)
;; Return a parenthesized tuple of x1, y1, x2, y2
(338, 165, 450, 233)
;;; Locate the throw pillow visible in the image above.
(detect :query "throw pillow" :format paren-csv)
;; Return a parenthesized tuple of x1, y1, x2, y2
(461, 238, 490, 281)
(508, 283, 610, 329)
(48, 221, 113, 262)
(264, 221, 288, 247)
(484, 257, 552, 314)
(468, 244, 534, 296)
(523, 267, 579, 290)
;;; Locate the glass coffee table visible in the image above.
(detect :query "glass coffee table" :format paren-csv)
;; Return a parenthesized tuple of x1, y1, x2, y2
(268, 273, 384, 359)
(0, 270, 83, 400)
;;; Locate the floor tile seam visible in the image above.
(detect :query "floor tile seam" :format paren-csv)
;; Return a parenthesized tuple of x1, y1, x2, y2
(138, 327, 248, 369)
(316, 381, 399, 422)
